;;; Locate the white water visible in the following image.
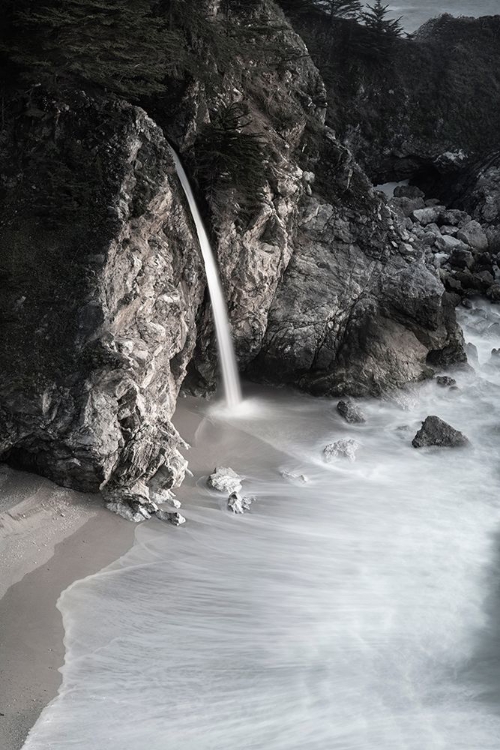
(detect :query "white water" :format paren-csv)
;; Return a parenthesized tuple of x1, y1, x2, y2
(22, 301, 500, 749)
(169, 146, 242, 409)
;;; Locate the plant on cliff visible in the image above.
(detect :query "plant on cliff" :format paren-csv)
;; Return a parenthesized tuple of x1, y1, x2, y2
(192, 102, 267, 219)
(315, 1, 362, 21)
(3, 0, 190, 97)
(361, 0, 403, 52)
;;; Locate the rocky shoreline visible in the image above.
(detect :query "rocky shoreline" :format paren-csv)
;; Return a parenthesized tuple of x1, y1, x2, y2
(0, 3, 499, 516)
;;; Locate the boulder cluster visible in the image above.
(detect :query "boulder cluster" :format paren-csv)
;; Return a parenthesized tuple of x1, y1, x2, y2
(388, 185, 500, 302)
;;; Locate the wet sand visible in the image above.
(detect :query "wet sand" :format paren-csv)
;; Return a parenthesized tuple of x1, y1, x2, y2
(0, 466, 135, 750)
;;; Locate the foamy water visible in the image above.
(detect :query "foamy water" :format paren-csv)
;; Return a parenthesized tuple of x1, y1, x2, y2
(22, 302, 500, 749)
(169, 146, 241, 408)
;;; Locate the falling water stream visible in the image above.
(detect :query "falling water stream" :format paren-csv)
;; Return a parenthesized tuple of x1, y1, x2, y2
(169, 146, 242, 409)
(21, 301, 500, 750)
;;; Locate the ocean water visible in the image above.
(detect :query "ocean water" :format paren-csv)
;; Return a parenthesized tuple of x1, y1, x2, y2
(22, 301, 500, 749)
(380, 0, 500, 31)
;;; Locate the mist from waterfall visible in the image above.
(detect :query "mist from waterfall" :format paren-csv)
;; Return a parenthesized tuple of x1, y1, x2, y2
(169, 145, 242, 409)
(21, 301, 500, 750)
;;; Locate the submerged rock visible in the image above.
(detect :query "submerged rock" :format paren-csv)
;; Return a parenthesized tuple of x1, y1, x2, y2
(208, 467, 243, 494)
(227, 492, 254, 514)
(323, 439, 360, 462)
(337, 399, 366, 424)
(412, 416, 469, 448)
(156, 509, 186, 526)
(281, 470, 309, 483)
(436, 376, 457, 387)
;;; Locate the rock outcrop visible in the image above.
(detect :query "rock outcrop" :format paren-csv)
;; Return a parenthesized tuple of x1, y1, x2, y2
(412, 416, 469, 448)
(0, 91, 205, 503)
(0, 1, 467, 505)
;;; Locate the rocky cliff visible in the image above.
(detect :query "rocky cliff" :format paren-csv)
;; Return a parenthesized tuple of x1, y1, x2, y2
(284, 10, 500, 192)
(0, 0, 465, 510)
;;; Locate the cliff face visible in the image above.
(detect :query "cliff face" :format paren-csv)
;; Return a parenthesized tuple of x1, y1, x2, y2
(0, 1, 464, 506)
(0, 92, 204, 500)
(286, 11, 500, 191)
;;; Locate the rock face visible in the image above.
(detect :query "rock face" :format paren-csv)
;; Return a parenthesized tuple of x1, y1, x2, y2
(0, 1, 467, 504)
(412, 416, 469, 448)
(0, 91, 204, 504)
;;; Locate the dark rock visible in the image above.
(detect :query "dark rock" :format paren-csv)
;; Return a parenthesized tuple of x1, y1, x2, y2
(448, 246, 474, 269)
(337, 399, 366, 424)
(487, 284, 500, 302)
(436, 376, 457, 387)
(394, 185, 425, 200)
(412, 416, 469, 448)
(456, 220, 489, 251)
(439, 210, 471, 228)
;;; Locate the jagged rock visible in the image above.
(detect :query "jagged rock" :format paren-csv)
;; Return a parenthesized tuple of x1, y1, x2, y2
(337, 399, 366, 424)
(323, 439, 360, 462)
(106, 502, 144, 523)
(439, 210, 471, 227)
(156, 509, 186, 526)
(448, 246, 474, 269)
(281, 470, 308, 483)
(436, 376, 457, 387)
(0, 1, 468, 502)
(487, 284, 500, 302)
(0, 91, 203, 501)
(394, 185, 425, 200)
(412, 416, 469, 448)
(391, 196, 426, 217)
(456, 220, 489, 251)
(227, 492, 254, 514)
(440, 225, 458, 236)
(207, 467, 242, 494)
(412, 207, 443, 225)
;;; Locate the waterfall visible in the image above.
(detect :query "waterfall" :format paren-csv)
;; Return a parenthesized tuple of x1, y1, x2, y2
(169, 146, 242, 409)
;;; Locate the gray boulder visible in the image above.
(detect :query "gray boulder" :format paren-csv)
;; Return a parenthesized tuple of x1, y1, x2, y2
(412, 416, 469, 448)
(394, 185, 425, 199)
(412, 207, 443, 225)
(208, 467, 243, 494)
(337, 399, 366, 424)
(457, 220, 488, 251)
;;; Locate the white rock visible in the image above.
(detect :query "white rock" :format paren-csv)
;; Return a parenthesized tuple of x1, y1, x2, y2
(227, 492, 254, 514)
(323, 439, 360, 463)
(207, 466, 243, 494)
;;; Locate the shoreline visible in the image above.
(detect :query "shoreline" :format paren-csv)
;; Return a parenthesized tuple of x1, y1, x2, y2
(0, 466, 135, 750)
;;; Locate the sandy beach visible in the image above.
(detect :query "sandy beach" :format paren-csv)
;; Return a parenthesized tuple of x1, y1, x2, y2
(0, 465, 135, 750)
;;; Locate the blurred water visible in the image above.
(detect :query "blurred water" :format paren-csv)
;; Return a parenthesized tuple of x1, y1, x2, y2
(22, 301, 500, 749)
(169, 146, 241, 409)
(379, 0, 500, 31)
